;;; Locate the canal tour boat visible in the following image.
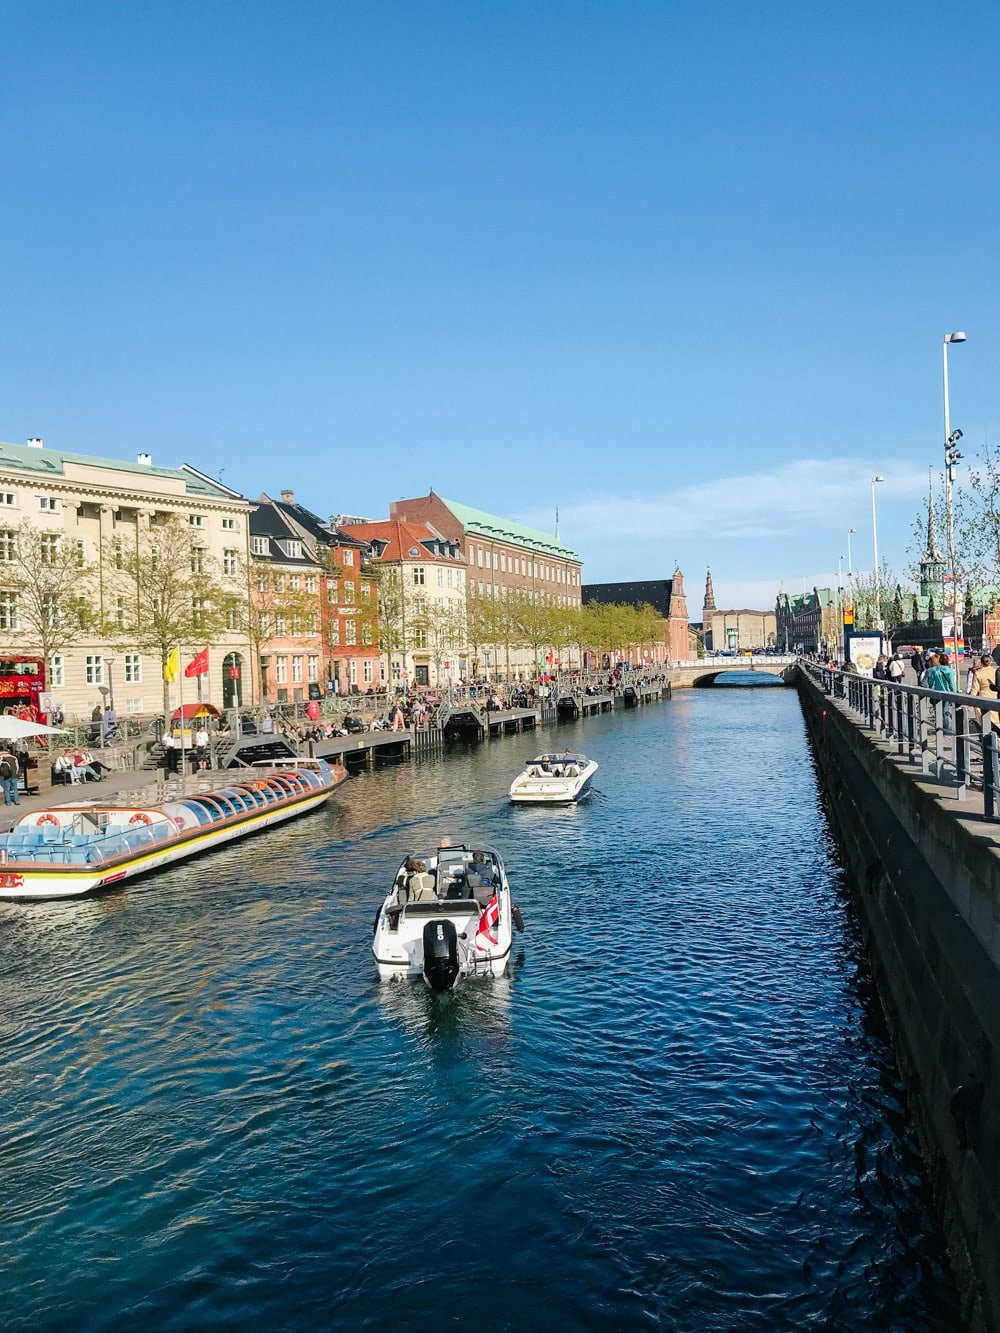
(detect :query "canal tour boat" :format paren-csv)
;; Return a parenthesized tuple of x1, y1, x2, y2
(372, 841, 523, 991)
(508, 752, 598, 805)
(0, 759, 348, 902)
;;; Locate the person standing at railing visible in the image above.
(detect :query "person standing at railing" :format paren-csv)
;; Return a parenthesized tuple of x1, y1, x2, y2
(887, 653, 905, 684)
(970, 656, 998, 711)
(927, 653, 957, 692)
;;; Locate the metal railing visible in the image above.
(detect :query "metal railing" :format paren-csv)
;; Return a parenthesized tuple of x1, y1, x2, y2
(800, 661, 1000, 821)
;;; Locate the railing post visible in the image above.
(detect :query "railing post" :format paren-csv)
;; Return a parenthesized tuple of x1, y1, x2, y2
(983, 723, 998, 819)
(955, 704, 968, 797)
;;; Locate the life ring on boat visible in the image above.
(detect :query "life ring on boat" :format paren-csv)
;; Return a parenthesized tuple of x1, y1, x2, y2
(36, 813, 59, 827)
(128, 812, 153, 826)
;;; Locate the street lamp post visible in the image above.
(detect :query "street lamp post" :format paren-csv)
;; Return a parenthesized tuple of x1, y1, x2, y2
(837, 554, 845, 662)
(943, 331, 967, 657)
(847, 527, 856, 576)
(871, 476, 885, 631)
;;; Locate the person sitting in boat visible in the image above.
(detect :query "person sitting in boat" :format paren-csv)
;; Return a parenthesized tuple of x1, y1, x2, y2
(539, 756, 552, 773)
(468, 850, 491, 885)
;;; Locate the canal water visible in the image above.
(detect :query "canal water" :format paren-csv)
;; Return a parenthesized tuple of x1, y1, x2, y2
(1, 689, 959, 1330)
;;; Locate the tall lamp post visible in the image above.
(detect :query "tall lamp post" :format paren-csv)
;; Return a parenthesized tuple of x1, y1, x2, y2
(871, 476, 885, 631)
(943, 331, 966, 657)
(847, 527, 856, 576)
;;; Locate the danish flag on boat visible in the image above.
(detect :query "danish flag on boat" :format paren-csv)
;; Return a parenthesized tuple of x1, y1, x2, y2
(475, 893, 500, 950)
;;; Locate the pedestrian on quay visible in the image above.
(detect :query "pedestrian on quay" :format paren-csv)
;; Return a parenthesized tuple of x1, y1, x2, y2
(0, 747, 20, 805)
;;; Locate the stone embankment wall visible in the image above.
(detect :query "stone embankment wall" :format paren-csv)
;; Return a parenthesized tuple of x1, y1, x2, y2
(796, 672, 999, 1333)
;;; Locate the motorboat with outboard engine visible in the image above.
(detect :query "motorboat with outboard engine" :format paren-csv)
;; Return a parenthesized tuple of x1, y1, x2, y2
(372, 841, 523, 990)
(508, 751, 598, 805)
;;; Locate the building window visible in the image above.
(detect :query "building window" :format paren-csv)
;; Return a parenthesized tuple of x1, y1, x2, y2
(292, 655, 303, 683)
(344, 581, 355, 602)
(362, 624, 373, 645)
(85, 655, 104, 685)
(191, 547, 205, 574)
(345, 621, 357, 645)
(48, 654, 64, 688)
(226, 607, 240, 631)
(363, 659, 374, 684)
(413, 628, 428, 649)
(274, 615, 286, 636)
(0, 530, 15, 562)
(0, 591, 18, 629)
(124, 653, 141, 683)
(0, 493, 16, 507)
(342, 550, 354, 566)
(289, 574, 301, 591)
(275, 656, 288, 684)
(40, 593, 58, 629)
(329, 622, 340, 645)
(223, 548, 238, 575)
(39, 496, 59, 511)
(274, 574, 285, 593)
(251, 536, 269, 556)
(221, 517, 236, 530)
(192, 596, 205, 629)
(360, 582, 371, 601)
(308, 655, 319, 682)
(412, 567, 425, 586)
(305, 575, 316, 594)
(327, 582, 338, 602)
(115, 595, 126, 629)
(189, 514, 204, 527)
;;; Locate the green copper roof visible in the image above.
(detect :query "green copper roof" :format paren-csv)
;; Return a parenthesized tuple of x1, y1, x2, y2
(440, 496, 579, 561)
(0, 441, 237, 500)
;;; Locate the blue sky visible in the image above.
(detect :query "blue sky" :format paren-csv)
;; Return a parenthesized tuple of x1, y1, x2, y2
(2, 1, 998, 609)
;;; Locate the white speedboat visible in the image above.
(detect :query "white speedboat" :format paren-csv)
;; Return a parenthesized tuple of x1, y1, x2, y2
(372, 841, 522, 990)
(0, 759, 348, 902)
(509, 752, 598, 805)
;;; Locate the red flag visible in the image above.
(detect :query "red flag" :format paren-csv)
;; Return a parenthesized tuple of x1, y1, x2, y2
(475, 893, 500, 949)
(184, 647, 209, 678)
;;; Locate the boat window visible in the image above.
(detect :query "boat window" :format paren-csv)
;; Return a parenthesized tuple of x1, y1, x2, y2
(177, 800, 213, 826)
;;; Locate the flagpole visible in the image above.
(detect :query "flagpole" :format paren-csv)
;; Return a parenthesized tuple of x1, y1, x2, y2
(178, 648, 187, 778)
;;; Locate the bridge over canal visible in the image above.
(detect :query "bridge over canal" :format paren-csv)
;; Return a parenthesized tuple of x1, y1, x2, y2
(668, 654, 797, 688)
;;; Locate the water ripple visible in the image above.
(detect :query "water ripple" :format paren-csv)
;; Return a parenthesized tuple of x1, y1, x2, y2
(0, 692, 958, 1329)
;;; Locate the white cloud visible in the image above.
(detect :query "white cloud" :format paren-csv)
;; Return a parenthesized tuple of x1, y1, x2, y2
(517, 457, 930, 543)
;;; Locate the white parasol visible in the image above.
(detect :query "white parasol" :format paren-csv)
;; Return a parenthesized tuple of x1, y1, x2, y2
(0, 716, 70, 741)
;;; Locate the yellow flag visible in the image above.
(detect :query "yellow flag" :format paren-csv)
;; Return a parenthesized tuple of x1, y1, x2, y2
(163, 646, 180, 683)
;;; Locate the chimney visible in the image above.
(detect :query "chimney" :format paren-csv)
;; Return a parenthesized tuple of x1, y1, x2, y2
(25, 437, 43, 449)
(137, 452, 152, 466)
(280, 489, 295, 504)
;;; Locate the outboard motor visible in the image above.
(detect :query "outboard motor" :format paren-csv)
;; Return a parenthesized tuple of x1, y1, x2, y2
(422, 919, 460, 991)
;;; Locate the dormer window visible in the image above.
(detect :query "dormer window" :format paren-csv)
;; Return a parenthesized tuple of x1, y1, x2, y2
(251, 536, 269, 556)
(278, 539, 303, 559)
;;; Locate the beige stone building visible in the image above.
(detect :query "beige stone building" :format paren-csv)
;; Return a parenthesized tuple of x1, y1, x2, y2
(700, 568, 777, 652)
(0, 438, 252, 721)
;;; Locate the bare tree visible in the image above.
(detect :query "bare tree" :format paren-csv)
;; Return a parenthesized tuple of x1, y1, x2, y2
(0, 520, 98, 668)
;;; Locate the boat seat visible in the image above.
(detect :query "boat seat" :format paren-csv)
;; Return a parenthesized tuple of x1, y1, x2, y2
(444, 874, 469, 900)
(408, 872, 437, 902)
(565, 766, 578, 777)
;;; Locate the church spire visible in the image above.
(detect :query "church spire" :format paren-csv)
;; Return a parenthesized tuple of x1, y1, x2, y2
(703, 565, 716, 613)
(924, 468, 942, 562)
